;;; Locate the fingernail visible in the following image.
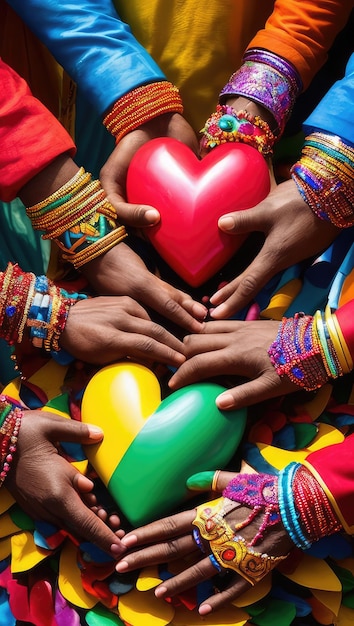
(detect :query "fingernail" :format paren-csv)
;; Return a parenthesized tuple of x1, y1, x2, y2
(110, 543, 124, 556)
(121, 534, 137, 547)
(186, 471, 215, 490)
(145, 209, 160, 223)
(218, 216, 235, 230)
(87, 425, 104, 437)
(193, 303, 208, 318)
(199, 603, 212, 615)
(155, 586, 167, 598)
(216, 393, 234, 409)
(116, 560, 129, 572)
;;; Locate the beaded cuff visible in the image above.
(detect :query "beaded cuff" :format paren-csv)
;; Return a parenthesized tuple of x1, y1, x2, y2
(0, 263, 86, 352)
(0, 394, 23, 487)
(279, 462, 342, 550)
(268, 310, 345, 392)
(291, 132, 354, 228)
(219, 48, 302, 137)
(26, 168, 127, 268)
(103, 81, 183, 143)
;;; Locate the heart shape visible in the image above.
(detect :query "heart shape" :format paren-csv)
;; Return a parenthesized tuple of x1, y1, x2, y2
(81, 362, 246, 526)
(127, 138, 270, 286)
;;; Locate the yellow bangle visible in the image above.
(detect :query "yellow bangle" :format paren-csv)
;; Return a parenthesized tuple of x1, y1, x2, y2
(63, 225, 128, 268)
(325, 305, 353, 373)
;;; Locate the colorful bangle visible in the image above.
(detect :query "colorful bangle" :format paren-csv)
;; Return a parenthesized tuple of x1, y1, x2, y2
(26, 170, 127, 267)
(200, 104, 275, 156)
(325, 305, 352, 374)
(291, 132, 354, 228)
(103, 81, 183, 143)
(278, 462, 312, 550)
(219, 48, 302, 137)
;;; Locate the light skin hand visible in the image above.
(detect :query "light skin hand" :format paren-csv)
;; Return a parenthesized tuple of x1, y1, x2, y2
(209, 178, 340, 319)
(80, 243, 207, 333)
(100, 112, 199, 228)
(169, 319, 299, 409)
(115, 470, 292, 615)
(60, 295, 186, 367)
(5, 411, 126, 557)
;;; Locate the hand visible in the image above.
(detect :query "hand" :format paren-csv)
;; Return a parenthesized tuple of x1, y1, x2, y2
(60, 295, 186, 366)
(169, 319, 299, 409)
(115, 470, 293, 615)
(100, 113, 199, 228)
(80, 242, 207, 333)
(6, 410, 125, 558)
(209, 179, 340, 319)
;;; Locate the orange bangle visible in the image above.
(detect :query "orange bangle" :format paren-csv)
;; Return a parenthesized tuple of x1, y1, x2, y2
(103, 81, 183, 142)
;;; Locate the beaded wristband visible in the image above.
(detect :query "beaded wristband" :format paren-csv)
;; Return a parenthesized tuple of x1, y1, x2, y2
(200, 104, 275, 156)
(220, 49, 302, 137)
(103, 81, 183, 143)
(0, 395, 23, 487)
(291, 132, 354, 228)
(222, 473, 281, 546)
(278, 462, 312, 549)
(0, 263, 86, 352)
(267, 311, 345, 391)
(26, 169, 127, 267)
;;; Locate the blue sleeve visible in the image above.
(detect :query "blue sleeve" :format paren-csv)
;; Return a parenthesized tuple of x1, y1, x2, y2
(304, 53, 354, 147)
(7, 0, 166, 116)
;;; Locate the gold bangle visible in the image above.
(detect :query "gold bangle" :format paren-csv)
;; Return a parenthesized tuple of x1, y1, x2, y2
(64, 226, 128, 268)
(325, 305, 353, 372)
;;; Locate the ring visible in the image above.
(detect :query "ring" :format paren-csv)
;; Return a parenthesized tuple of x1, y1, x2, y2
(192, 528, 206, 554)
(212, 470, 221, 492)
(209, 554, 222, 573)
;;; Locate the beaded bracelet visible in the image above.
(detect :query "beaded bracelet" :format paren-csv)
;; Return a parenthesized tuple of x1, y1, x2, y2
(0, 395, 23, 487)
(103, 81, 183, 143)
(26, 169, 127, 268)
(267, 310, 344, 391)
(200, 104, 275, 156)
(278, 462, 342, 549)
(0, 263, 86, 352)
(219, 48, 302, 137)
(291, 132, 354, 228)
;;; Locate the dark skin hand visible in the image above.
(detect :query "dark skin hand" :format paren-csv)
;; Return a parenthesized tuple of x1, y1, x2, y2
(169, 319, 299, 410)
(209, 178, 340, 319)
(80, 243, 207, 334)
(115, 470, 293, 615)
(60, 295, 187, 366)
(100, 112, 199, 228)
(6, 410, 126, 558)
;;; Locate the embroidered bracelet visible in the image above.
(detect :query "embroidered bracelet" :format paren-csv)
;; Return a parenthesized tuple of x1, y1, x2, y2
(103, 81, 183, 143)
(291, 132, 354, 228)
(26, 169, 127, 268)
(219, 48, 302, 137)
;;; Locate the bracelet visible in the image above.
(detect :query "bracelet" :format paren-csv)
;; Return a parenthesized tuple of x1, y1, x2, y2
(278, 462, 312, 549)
(0, 395, 23, 487)
(103, 81, 183, 143)
(219, 48, 302, 137)
(200, 104, 275, 156)
(291, 132, 354, 228)
(26, 170, 127, 267)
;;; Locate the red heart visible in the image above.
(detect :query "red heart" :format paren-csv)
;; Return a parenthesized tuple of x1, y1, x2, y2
(127, 138, 270, 287)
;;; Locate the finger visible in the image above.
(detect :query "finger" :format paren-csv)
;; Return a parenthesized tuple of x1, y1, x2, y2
(120, 510, 195, 549)
(119, 316, 185, 353)
(109, 196, 160, 228)
(215, 373, 294, 410)
(140, 286, 206, 333)
(186, 470, 238, 493)
(199, 576, 251, 615)
(153, 556, 218, 599)
(115, 332, 186, 366)
(169, 351, 233, 389)
(39, 412, 104, 443)
(218, 203, 268, 236)
(116, 534, 196, 573)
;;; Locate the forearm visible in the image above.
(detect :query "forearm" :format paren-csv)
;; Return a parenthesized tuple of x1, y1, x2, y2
(247, 0, 353, 90)
(0, 59, 75, 202)
(7, 0, 165, 116)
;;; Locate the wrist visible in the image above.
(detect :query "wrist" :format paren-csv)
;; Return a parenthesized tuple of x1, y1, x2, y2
(18, 154, 79, 207)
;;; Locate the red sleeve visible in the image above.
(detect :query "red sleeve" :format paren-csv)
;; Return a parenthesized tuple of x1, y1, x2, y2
(247, 0, 354, 90)
(334, 300, 354, 361)
(0, 58, 75, 202)
(303, 433, 354, 533)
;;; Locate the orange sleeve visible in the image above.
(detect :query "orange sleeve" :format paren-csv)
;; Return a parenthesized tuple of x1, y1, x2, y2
(247, 0, 354, 89)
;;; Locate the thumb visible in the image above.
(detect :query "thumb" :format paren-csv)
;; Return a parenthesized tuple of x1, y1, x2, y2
(218, 204, 267, 235)
(109, 193, 160, 228)
(186, 470, 237, 493)
(40, 411, 104, 444)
